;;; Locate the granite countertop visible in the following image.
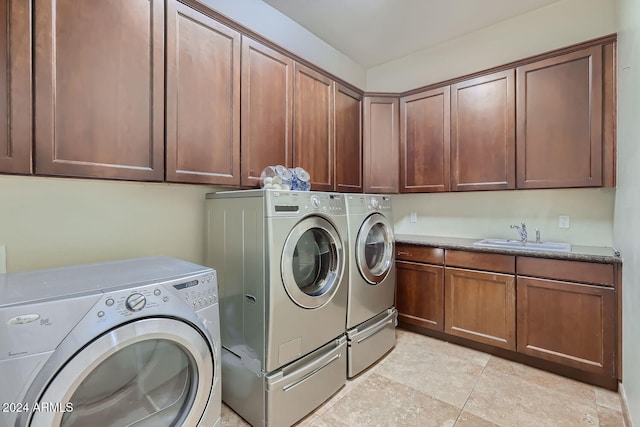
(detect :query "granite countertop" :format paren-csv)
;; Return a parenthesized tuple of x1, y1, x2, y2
(394, 234, 621, 264)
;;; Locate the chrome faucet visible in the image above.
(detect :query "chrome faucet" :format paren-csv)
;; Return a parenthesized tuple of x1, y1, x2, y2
(535, 228, 541, 244)
(510, 223, 527, 242)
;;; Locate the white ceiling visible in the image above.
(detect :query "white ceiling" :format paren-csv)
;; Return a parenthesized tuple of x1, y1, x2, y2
(262, 0, 562, 68)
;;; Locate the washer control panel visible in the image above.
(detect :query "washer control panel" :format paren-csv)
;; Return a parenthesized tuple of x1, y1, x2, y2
(96, 271, 218, 320)
(267, 191, 346, 216)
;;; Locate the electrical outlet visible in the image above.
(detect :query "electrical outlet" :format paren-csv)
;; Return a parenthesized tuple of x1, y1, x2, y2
(558, 215, 570, 229)
(409, 212, 418, 223)
(0, 245, 6, 274)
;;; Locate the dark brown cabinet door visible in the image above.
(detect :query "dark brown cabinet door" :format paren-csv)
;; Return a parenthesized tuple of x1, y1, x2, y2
(396, 261, 444, 332)
(0, 0, 31, 174)
(34, 0, 164, 181)
(363, 96, 399, 194)
(517, 277, 615, 376)
(400, 87, 450, 193)
(444, 267, 516, 350)
(516, 46, 603, 188)
(240, 36, 293, 187)
(335, 84, 362, 193)
(294, 63, 334, 191)
(166, 2, 240, 185)
(451, 70, 515, 191)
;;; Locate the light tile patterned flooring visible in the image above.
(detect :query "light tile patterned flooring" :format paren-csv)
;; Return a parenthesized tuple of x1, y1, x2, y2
(221, 328, 625, 426)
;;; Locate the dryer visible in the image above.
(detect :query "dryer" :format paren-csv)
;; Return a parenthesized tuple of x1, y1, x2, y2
(206, 189, 348, 427)
(345, 194, 397, 378)
(0, 257, 221, 427)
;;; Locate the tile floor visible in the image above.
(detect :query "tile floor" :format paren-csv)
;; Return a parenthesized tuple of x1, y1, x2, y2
(221, 328, 625, 426)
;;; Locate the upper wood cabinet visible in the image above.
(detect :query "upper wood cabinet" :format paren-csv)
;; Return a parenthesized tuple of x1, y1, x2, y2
(400, 87, 450, 193)
(34, 0, 165, 181)
(0, 0, 31, 175)
(364, 96, 399, 194)
(516, 46, 603, 189)
(334, 84, 363, 193)
(240, 36, 293, 187)
(294, 63, 335, 191)
(451, 70, 515, 191)
(166, 1, 240, 185)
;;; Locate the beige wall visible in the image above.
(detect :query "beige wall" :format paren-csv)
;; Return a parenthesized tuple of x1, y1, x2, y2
(0, 175, 224, 273)
(614, 0, 640, 422)
(367, 0, 618, 92)
(393, 188, 615, 247)
(199, 0, 367, 89)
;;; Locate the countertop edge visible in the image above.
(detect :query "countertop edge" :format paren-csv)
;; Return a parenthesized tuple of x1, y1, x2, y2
(394, 235, 621, 264)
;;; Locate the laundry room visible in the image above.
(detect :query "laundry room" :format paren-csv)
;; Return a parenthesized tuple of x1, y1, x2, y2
(1, 0, 639, 425)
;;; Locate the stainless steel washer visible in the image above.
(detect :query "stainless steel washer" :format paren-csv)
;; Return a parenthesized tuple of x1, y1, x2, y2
(206, 189, 348, 427)
(0, 257, 221, 427)
(345, 194, 397, 378)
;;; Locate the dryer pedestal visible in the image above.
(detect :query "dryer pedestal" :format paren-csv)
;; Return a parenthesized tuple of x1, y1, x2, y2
(222, 335, 347, 427)
(346, 308, 397, 378)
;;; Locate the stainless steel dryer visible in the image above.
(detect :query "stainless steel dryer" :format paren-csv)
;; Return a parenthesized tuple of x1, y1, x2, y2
(205, 189, 348, 427)
(0, 257, 221, 427)
(345, 194, 397, 378)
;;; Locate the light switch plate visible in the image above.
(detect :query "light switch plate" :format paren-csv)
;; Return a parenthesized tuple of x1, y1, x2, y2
(0, 245, 6, 274)
(409, 212, 417, 223)
(558, 215, 570, 229)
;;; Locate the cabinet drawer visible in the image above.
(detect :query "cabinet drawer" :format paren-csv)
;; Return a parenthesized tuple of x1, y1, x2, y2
(517, 257, 614, 287)
(445, 250, 515, 274)
(396, 244, 444, 265)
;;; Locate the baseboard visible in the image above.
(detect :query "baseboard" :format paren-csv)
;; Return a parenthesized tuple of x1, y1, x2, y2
(620, 382, 634, 427)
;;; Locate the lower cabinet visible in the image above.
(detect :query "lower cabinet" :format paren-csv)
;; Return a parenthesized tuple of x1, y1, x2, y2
(396, 261, 444, 331)
(395, 245, 444, 331)
(444, 267, 516, 350)
(517, 277, 615, 376)
(395, 244, 620, 389)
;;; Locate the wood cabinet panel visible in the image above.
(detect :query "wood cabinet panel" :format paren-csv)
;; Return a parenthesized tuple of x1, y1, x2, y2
(396, 244, 444, 265)
(166, 1, 240, 184)
(603, 42, 616, 188)
(517, 277, 615, 376)
(34, 0, 164, 181)
(396, 261, 444, 331)
(517, 257, 614, 287)
(0, 0, 31, 174)
(445, 250, 515, 274)
(516, 46, 603, 188)
(445, 267, 516, 350)
(335, 84, 363, 193)
(294, 63, 334, 191)
(364, 97, 399, 194)
(400, 88, 450, 192)
(451, 70, 515, 191)
(240, 36, 293, 187)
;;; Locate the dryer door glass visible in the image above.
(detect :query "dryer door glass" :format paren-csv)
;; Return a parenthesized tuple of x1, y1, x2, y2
(30, 318, 214, 427)
(357, 213, 394, 284)
(282, 216, 344, 309)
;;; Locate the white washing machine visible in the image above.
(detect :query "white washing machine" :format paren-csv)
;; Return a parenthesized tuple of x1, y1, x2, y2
(206, 189, 348, 427)
(345, 194, 397, 378)
(0, 256, 221, 427)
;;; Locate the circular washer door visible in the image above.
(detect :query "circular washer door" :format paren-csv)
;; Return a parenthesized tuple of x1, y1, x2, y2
(29, 318, 214, 427)
(356, 213, 394, 284)
(281, 216, 344, 309)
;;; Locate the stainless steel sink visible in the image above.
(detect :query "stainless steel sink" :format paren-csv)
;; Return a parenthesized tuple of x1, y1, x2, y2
(473, 238, 571, 252)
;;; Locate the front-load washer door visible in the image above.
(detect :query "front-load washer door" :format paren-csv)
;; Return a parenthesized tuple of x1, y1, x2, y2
(356, 213, 394, 284)
(281, 216, 344, 309)
(28, 318, 214, 427)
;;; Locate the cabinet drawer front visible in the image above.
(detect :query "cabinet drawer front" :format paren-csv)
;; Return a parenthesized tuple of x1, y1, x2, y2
(517, 257, 614, 287)
(517, 277, 615, 376)
(445, 250, 515, 273)
(395, 244, 444, 265)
